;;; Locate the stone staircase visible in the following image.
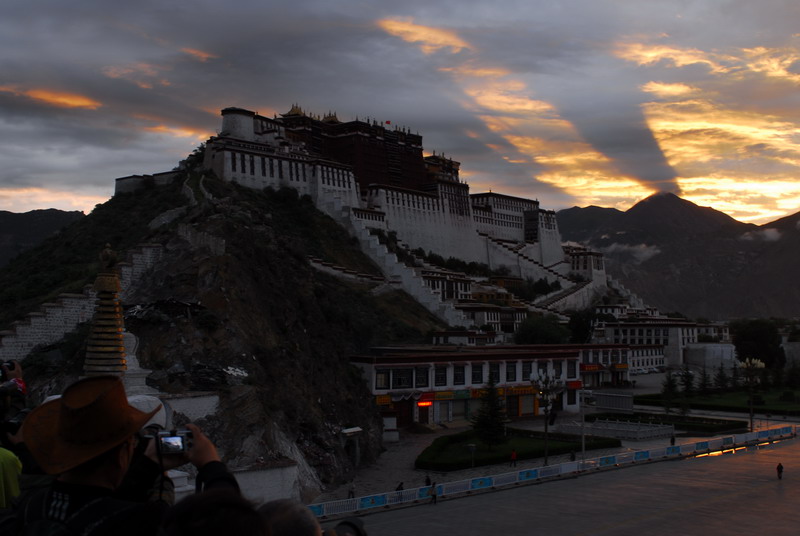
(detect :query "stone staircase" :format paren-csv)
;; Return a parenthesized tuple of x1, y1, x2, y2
(478, 231, 572, 284)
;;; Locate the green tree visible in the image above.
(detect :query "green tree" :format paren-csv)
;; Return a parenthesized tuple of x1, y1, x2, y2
(679, 363, 694, 395)
(661, 373, 679, 415)
(470, 375, 507, 449)
(514, 314, 570, 344)
(731, 363, 740, 388)
(713, 363, 729, 390)
(698, 366, 711, 394)
(786, 363, 800, 389)
(567, 308, 596, 344)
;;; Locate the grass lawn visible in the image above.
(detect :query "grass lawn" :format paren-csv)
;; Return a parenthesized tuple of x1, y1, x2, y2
(416, 429, 620, 471)
(436, 436, 574, 465)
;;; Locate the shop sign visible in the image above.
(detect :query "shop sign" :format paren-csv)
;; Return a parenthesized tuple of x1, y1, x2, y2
(376, 395, 391, 406)
(453, 390, 471, 399)
(435, 391, 454, 400)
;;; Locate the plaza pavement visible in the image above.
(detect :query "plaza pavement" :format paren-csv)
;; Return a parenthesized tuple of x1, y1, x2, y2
(316, 372, 800, 534)
(330, 438, 800, 536)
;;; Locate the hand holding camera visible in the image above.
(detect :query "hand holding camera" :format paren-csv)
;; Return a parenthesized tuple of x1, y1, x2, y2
(1, 360, 22, 381)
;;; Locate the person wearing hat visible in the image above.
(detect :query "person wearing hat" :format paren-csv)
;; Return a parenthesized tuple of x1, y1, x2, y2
(8, 375, 238, 535)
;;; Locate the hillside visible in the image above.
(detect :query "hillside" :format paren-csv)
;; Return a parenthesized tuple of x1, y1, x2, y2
(0, 209, 84, 267)
(4, 170, 447, 498)
(558, 193, 800, 319)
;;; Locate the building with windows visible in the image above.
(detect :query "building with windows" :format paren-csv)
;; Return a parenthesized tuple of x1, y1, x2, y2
(352, 346, 582, 428)
(593, 318, 698, 369)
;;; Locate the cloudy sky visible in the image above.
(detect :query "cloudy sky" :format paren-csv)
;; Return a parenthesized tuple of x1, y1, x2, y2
(3, 1, 800, 224)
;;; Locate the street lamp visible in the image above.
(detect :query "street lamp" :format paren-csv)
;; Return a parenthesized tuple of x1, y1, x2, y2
(531, 368, 565, 466)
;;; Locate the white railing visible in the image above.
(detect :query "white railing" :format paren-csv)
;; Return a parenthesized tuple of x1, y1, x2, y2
(308, 425, 796, 518)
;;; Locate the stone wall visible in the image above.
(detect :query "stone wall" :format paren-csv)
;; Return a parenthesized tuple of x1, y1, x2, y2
(0, 243, 165, 361)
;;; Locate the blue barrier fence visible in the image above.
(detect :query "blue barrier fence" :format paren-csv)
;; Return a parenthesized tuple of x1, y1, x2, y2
(308, 425, 796, 518)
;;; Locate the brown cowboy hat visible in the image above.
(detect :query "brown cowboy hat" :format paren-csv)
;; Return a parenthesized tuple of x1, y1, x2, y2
(22, 375, 161, 475)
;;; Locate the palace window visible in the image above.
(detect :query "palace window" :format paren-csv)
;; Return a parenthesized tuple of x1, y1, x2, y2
(269, 159, 274, 177)
(231, 152, 237, 172)
(522, 361, 532, 381)
(249, 155, 255, 175)
(567, 360, 577, 379)
(415, 367, 429, 388)
(240, 154, 246, 173)
(489, 363, 500, 383)
(375, 369, 389, 390)
(453, 365, 465, 385)
(506, 362, 517, 382)
(471, 364, 484, 385)
(434, 366, 447, 387)
(261, 157, 266, 176)
(391, 368, 413, 389)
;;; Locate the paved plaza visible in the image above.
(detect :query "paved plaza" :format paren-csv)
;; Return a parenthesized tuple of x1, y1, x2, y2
(318, 374, 800, 534)
(324, 438, 800, 535)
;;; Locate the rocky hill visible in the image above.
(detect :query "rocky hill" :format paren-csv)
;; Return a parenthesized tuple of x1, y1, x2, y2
(4, 170, 447, 499)
(0, 209, 84, 267)
(557, 193, 800, 320)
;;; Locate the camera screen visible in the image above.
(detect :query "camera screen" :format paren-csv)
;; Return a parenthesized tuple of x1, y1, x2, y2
(160, 435, 186, 453)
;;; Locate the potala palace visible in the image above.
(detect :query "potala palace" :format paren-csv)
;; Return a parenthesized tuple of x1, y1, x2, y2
(199, 106, 607, 310)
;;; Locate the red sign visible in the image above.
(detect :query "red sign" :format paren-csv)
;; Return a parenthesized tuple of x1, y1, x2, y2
(567, 380, 583, 390)
(417, 401, 432, 407)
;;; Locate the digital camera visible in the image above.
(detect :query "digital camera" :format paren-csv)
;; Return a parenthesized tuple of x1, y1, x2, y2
(0, 361, 15, 382)
(158, 430, 193, 454)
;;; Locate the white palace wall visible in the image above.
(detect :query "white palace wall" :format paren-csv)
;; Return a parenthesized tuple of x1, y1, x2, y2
(372, 188, 485, 262)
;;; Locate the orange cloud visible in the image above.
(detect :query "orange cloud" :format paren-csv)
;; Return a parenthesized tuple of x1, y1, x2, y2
(181, 47, 218, 62)
(439, 65, 511, 78)
(0, 85, 101, 109)
(103, 63, 171, 89)
(377, 18, 471, 54)
(0, 187, 106, 214)
(615, 42, 735, 73)
(741, 46, 800, 84)
(640, 81, 696, 98)
(143, 124, 211, 140)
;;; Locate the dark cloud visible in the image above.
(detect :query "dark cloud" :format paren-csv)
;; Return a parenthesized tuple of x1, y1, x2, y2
(0, 0, 798, 220)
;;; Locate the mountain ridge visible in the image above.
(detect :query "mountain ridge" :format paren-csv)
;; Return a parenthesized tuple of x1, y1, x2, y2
(557, 193, 800, 319)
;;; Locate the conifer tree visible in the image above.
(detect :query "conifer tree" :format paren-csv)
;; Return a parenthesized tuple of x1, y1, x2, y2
(470, 375, 507, 449)
(714, 363, 729, 390)
(661, 373, 679, 414)
(698, 366, 711, 394)
(679, 363, 694, 395)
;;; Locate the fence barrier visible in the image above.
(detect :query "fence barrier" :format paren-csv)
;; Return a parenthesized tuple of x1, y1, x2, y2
(308, 425, 796, 519)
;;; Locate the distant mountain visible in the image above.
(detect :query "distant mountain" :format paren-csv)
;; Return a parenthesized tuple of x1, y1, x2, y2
(0, 209, 84, 267)
(557, 193, 800, 320)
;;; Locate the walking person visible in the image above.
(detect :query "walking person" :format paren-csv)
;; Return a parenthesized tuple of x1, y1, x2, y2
(510, 449, 517, 467)
(777, 462, 784, 480)
(429, 482, 437, 505)
(347, 483, 356, 499)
